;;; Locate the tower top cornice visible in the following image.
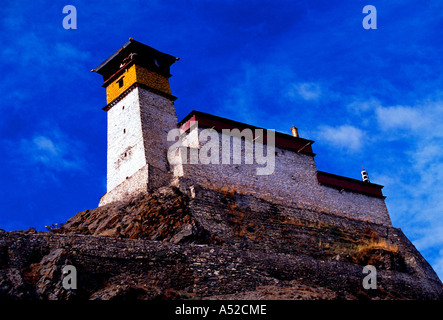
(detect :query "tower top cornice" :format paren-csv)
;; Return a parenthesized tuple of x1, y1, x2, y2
(92, 38, 179, 83)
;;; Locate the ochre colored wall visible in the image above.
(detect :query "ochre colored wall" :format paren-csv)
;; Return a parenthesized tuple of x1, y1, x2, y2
(106, 65, 137, 104)
(105, 64, 171, 104)
(135, 65, 171, 95)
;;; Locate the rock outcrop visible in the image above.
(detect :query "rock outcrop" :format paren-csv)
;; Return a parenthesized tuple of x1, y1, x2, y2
(0, 186, 442, 300)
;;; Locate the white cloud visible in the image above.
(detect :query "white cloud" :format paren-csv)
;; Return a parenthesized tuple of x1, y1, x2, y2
(16, 130, 85, 172)
(31, 136, 59, 164)
(0, 30, 91, 115)
(375, 105, 424, 130)
(316, 124, 365, 152)
(347, 98, 382, 114)
(375, 101, 443, 136)
(286, 82, 322, 101)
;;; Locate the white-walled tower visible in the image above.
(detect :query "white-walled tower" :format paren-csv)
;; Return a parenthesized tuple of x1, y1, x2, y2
(93, 39, 179, 206)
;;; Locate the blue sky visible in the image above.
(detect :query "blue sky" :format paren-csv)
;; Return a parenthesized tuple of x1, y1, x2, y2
(1, 0, 442, 280)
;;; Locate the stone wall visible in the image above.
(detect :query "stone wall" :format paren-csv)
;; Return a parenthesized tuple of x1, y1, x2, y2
(99, 165, 149, 206)
(101, 86, 177, 206)
(173, 127, 391, 226)
(1, 230, 442, 299)
(106, 88, 147, 192)
(184, 183, 393, 247)
(138, 87, 177, 173)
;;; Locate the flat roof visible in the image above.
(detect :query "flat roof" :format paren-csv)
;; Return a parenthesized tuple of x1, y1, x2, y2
(92, 38, 178, 81)
(317, 171, 385, 198)
(178, 110, 316, 156)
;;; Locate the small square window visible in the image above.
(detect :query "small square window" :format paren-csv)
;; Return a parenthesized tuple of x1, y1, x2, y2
(117, 77, 124, 88)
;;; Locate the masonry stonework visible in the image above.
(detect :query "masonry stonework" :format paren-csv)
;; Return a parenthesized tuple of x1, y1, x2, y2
(99, 86, 178, 206)
(105, 88, 146, 192)
(99, 165, 149, 206)
(172, 127, 391, 226)
(138, 87, 177, 173)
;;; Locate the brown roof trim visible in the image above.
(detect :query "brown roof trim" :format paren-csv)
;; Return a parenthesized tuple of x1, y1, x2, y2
(317, 170, 385, 198)
(178, 110, 316, 156)
(102, 82, 177, 111)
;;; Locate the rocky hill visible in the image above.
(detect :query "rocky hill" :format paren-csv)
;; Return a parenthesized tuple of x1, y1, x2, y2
(0, 186, 442, 300)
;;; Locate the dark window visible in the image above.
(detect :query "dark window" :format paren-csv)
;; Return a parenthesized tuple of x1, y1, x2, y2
(117, 77, 124, 88)
(123, 128, 126, 134)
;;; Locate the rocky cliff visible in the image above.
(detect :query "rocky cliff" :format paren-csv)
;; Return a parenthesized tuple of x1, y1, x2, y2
(0, 186, 442, 300)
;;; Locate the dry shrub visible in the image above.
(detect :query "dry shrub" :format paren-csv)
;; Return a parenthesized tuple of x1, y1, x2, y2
(355, 239, 399, 254)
